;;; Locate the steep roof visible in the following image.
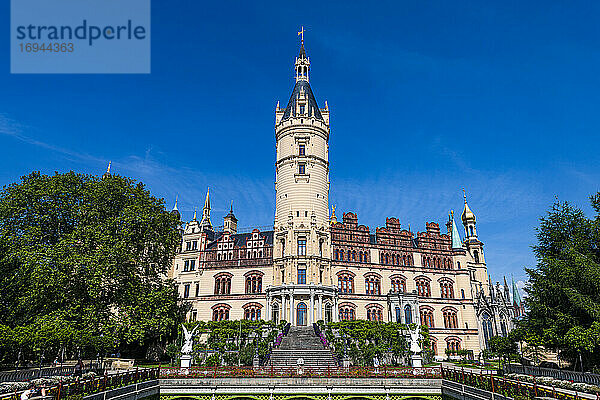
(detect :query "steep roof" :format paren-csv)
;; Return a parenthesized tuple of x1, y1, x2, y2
(280, 80, 323, 122)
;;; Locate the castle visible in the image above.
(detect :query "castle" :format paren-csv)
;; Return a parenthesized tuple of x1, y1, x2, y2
(168, 35, 522, 359)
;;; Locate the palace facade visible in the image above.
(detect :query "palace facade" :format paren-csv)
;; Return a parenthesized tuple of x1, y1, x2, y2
(168, 39, 522, 359)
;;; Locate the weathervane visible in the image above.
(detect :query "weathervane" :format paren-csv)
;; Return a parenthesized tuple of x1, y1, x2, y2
(298, 26, 305, 45)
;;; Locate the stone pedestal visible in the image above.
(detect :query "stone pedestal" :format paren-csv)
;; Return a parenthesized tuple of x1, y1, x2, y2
(411, 352, 422, 368)
(253, 353, 260, 368)
(180, 354, 192, 374)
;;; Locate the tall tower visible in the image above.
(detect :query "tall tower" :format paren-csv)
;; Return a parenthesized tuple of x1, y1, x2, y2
(267, 30, 337, 326)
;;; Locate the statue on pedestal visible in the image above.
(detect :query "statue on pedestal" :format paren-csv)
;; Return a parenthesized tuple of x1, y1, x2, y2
(180, 324, 200, 373)
(408, 325, 423, 368)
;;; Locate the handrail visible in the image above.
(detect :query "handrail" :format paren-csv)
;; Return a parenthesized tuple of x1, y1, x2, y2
(160, 365, 441, 378)
(0, 367, 160, 400)
(442, 367, 598, 400)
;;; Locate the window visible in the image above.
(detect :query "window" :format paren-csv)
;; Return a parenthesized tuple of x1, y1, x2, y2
(337, 272, 354, 294)
(391, 277, 406, 293)
(190, 259, 196, 271)
(183, 283, 190, 298)
(245, 272, 263, 294)
(366, 305, 383, 321)
(192, 241, 198, 250)
(404, 305, 413, 324)
(299, 144, 305, 156)
(297, 267, 306, 284)
(443, 309, 459, 329)
(334, 249, 339, 260)
(416, 278, 431, 297)
(212, 305, 230, 321)
(365, 275, 381, 295)
(298, 238, 306, 256)
(214, 274, 232, 295)
(474, 250, 480, 263)
(272, 303, 279, 322)
(469, 226, 474, 236)
(440, 280, 454, 299)
(447, 339, 461, 353)
(420, 307, 435, 328)
(339, 304, 356, 321)
(319, 240, 323, 256)
(298, 163, 306, 175)
(299, 105, 306, 115)
(185, 241, 192, 251)
(183, 260, 190, 272)
(243, 303, 262, 321)
(195, 283, 200, 297)
(395, 307, 401, 322)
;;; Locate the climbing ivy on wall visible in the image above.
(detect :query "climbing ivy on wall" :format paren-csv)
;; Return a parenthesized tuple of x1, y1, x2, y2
(181, 320, 285, 366)
(319, 320, 431, 366)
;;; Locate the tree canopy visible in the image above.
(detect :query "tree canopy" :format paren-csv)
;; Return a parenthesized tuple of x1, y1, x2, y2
(0, 171, 186, 363)
(520, 192, 600, 369)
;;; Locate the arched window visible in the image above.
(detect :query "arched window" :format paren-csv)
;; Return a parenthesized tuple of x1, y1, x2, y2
(474, 250, 480, 263)
(403, 255, 407, 266)
(297, 302, 307, 326)
(212, 304, 230, 321)
(365, 274, 381, 295)
(338, 303, 356, 321)
(325, 303, 333, 323)
(366, 304, 384, 321)
(271, 303, 280, 323)
(443, 308, 459, 329)
(447, 338, 461, 353)
(245, 271, 263, 294)
(469, 226, 474, 237)
(416, 278, 431, 297)
(440, 280, 454, 299)
(391, 276, 406, 293)
(461, 289, 465, 299)
(420, 307, 435, 328)
(335, 249, 339, 260)
(347, 250, 351, 261)
(214, 273, 232, 295)
(337, 272, 355, 294)
(482, 312, 494, 348)
(404, 304, 413, 324)
(243, 303, 262, 321)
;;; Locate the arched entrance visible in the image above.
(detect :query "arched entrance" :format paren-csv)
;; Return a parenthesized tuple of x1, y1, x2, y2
(297, 302, 307, 326)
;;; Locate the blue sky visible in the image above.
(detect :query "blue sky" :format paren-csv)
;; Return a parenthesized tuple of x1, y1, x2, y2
(2, 1, 600, 287)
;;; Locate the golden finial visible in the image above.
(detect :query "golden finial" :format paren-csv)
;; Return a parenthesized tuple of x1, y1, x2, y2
(106, 161, 111, 174)
(193, 207, 197, 220)
(298, 26, 305, 45)
(463, 188, 467, 204)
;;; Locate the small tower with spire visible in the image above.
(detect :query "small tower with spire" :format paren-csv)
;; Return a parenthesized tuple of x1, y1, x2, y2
(199, 187, 213, 232)
(461, 189, 485, 266)
(102, 161, 112, 179)
(223, 201, 238, 234)
(461, 188, 478, 239)
(295, 26, 310, 83)
(171, 196, 181, 220)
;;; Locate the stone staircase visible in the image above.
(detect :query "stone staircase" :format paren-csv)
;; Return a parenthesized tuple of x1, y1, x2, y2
(268, 326, 339, 373)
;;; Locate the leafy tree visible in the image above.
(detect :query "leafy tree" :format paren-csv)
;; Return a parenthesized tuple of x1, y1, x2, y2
(489, 334, 518, 366)
(0, 171, 187, 363)
(519, 192, 600, 370)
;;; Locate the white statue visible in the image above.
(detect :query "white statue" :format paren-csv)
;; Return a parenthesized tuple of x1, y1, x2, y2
(409, 325, 421, 353)
(181, 324, 200, 355)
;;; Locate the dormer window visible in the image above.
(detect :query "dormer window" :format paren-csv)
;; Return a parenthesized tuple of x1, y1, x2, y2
(298, 163, 306, 174)
(299, 144, 305, 156)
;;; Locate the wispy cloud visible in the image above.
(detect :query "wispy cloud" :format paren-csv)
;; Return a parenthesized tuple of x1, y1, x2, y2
(0, 113, 104, 165)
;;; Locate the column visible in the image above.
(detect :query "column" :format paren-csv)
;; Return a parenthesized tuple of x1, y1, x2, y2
(282, 293, 287, 322)
(290, 292, 296, 326)
(309, 291, 315, 325)
(266, 292, 271, 321)
(318, 295, 323, 321)
(333, 295, 339, 322)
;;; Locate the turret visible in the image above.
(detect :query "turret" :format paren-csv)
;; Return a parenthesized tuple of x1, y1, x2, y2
(199, 187, 213, 232)
(223, 201, 238, 234)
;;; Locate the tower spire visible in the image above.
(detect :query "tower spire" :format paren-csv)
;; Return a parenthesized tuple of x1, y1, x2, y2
(102, 161, 112, 179)
(200, 187, 213, 230)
